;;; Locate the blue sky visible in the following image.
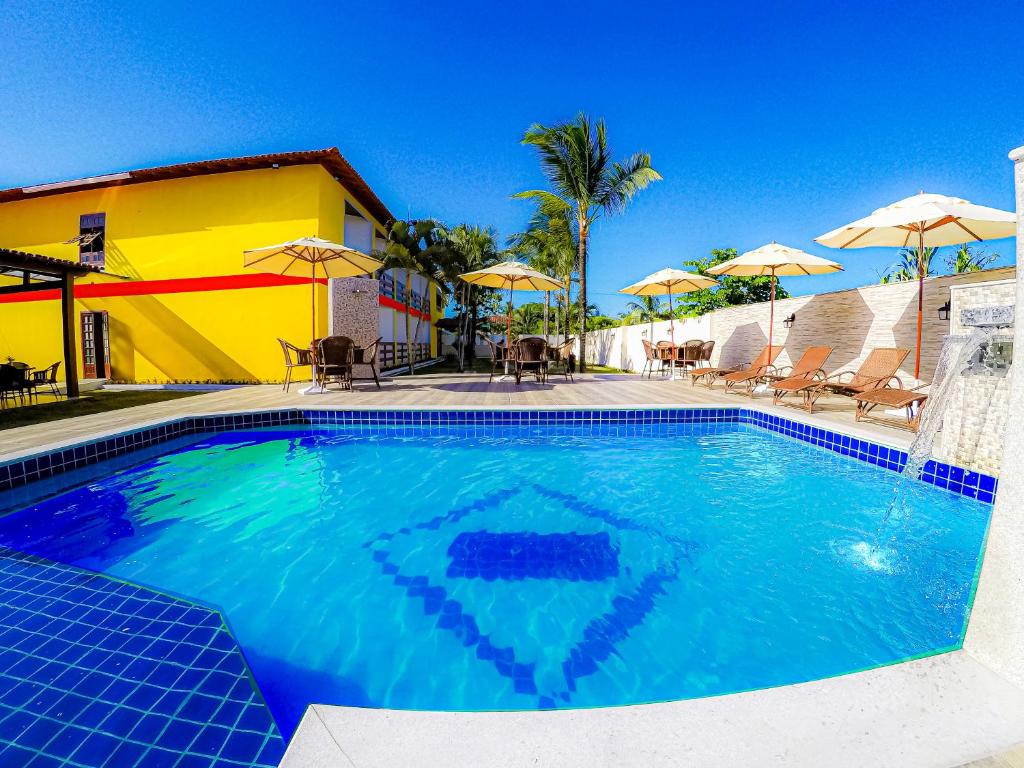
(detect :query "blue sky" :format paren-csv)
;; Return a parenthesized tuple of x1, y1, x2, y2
(1, 0, 1021, 315)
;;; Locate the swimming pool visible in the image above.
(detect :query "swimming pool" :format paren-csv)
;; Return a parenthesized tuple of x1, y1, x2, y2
(0, 412, 992, 739)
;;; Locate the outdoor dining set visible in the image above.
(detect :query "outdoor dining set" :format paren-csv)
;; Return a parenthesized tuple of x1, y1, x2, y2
(277, 336, 382, 393)
(0, 360, 62, 409)
(478, 334, 577, 385)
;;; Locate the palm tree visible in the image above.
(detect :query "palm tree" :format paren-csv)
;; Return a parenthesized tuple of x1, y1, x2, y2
(508, 208, 576, 344)
(623, 295, 665, 340)
(375, 219, 450, 375)
(514, 113, 661, 371)
(947, 243, 999, 274)
(445, 225, 501, 371)
(879, 246, 937, 284)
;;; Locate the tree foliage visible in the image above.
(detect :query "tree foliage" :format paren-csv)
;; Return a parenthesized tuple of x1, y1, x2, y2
(677, 249, 791, 316)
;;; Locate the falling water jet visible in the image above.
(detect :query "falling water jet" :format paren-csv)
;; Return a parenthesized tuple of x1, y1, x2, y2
(868, 306, 1015, 552)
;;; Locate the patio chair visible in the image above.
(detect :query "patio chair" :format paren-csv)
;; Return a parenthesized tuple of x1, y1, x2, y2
(547, 337, 576, 382)
(698, 340, 715, 366)
(640, 339, 659, 379)
(655, 341, 678, 376)
(853, 387, 928, 432)
(479, 333, 511, 382)
(514, 337, 549, 384)
(676, 339, 705, 373)
(772, 347, 910, 413)
(316, 336, 356, 391)
(690, 345, 781, 388)
(0, 365, 23, 408)
(725, 345, 833, 397)
(27, 361, 62, 400)
(277, 338, 313, 393)
(355, 337, 382, 389)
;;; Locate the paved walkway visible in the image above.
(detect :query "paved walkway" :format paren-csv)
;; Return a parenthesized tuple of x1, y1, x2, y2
(0, 372, 914, 462)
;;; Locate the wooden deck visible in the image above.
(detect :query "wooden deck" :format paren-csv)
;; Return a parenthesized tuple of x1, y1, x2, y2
(0, 372, 916, 461)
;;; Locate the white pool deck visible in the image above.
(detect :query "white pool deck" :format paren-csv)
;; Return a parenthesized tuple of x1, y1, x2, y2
(2, 372, 1020, 768)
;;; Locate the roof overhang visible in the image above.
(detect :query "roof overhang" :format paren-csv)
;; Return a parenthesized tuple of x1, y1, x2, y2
(0, 148, 396, 227)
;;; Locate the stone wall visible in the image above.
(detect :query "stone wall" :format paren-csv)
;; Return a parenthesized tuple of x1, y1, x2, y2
(962, 144, 1024, 689)
(705, 267, 1016, 385)
(934, 279, 1016, 475)
(328, 277, 379, 376)
(587, 266, 1016, 381)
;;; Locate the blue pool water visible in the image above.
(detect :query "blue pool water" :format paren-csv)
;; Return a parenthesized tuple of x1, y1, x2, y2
(0, 422, 991, 737)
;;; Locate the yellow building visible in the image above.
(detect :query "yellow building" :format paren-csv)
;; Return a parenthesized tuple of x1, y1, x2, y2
(0, 149, 441, 384)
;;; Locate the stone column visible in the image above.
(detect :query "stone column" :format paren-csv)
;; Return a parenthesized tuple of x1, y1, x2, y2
(963, 146, 1024, 684)
(328, 277, 380, 375)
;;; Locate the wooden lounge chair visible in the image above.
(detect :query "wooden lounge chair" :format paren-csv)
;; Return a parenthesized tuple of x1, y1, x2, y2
(514, 337, 548, 384)
(724, 345, 833, 397)
(854, 387, 928, 432)
(773, 347, 910, 413)
(690, 345, 781, 389)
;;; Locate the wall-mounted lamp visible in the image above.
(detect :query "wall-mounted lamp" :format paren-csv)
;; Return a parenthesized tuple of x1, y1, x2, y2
(783, 313, 796, 329)
(938, 300, 951, 321)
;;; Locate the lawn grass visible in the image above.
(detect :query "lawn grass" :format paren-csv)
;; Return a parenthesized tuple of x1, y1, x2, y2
(0, 390, 203, 431)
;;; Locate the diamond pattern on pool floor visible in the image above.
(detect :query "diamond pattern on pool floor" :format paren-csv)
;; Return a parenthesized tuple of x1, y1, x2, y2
(364, 484, 699, 708)
(0, 547, 285, 768)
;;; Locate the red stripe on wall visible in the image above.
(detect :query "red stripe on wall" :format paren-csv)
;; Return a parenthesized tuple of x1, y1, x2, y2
(0, 273, 327, 305)
(377, 294, 430, 320)
(0, 273, 432, 319)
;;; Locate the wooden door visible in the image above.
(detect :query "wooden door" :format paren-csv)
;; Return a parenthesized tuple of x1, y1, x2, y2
(80, 311, 111, 379)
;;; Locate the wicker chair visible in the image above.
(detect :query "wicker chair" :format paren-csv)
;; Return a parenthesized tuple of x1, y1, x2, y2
(640, 339, 659, 379)
(514, 337, 548, 384)
(690, 345, 781, 388)
(725, 345, 833, 397)
(676, 339, 705, 373)
(27, 361, 62, 400)
(316, 336, 356, 391)
(772, 348, 910, 413)
(277, 338, 313, 393)
(479, 333, 511, 382)
(655, 341, 678, 376)
(547, 337, 576, 382)
(0, 364, 28, 408)
(354, 337, 382, 389)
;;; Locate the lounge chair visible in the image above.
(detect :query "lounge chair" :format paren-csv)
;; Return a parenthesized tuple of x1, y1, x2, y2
(690, 345, 781, 389)
(725, 345, 833, 397)
(514, 337, 548, 384)
(854, 387, 928, 432)
(773, 347, 911, 413)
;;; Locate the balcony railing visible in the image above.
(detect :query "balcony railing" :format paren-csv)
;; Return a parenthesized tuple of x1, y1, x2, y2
(379, 342, 431, 370)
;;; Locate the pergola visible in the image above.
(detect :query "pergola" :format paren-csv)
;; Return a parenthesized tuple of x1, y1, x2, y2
(0, 248, 105, 399)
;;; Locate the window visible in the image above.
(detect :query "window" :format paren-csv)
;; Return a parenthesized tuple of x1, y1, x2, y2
(66, 213, 106, 268)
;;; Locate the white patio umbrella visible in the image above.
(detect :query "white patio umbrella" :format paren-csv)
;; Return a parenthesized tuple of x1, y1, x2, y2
(244, 236, 383, 394)
(459, 261, 562, 378)
(620, 268, 718, 380)
(707, 242, 843, 363)
(816, 193, 1015, 378)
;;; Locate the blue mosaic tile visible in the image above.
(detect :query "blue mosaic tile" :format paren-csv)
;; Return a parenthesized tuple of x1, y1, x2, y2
(0, 407, 999, 508)
(0, 547, 285, 767)
(447, 531, 619, 582)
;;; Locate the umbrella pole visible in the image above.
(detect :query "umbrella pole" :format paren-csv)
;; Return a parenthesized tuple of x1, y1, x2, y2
(668, 288, 676, 381)
(768, 271, 776, 365)
(915, 228, 924, 380)
(311, 261, 319, 388)
(505, 281, 514, 379)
